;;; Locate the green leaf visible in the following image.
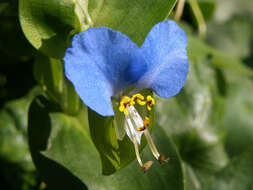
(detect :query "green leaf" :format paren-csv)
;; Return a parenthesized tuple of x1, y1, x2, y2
(89, 0, 177, 45)
(28, 96, 184, 190)
(88, 109, 120, 175)
(19, 0, 177, 57)
(19, 0, 79, 58)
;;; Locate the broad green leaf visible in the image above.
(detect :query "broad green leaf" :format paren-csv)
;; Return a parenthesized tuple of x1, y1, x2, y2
(89, 0, 177, 45)
(19, 0, 79, 58)
(88, 109, 120, 175)
(28, 96, 184, 190)
(19, 0, 177, 57)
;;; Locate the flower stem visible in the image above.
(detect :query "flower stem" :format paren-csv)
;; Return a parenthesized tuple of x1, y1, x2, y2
(174, 0, 186, 22)
(188, 0, 206, 39)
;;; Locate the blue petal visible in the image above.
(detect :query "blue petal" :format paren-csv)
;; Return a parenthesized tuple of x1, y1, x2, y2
(137, 20, 189, 98)
(64, 27, 138, 116)
(124, 49, 147, 83)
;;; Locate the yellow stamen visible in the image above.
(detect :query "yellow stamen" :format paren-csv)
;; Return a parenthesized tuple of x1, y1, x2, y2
(137, 99, 146, 106)
(119, 94, 167, 167)
(124, 109, 129, 116)
(119, 96, 131, 115)
(146, 95, 155, 111)
(131, 93, 146, 106)
(144, 117, 150, 126)
(137, 117, 150, 131)
(119, 105, 125, 112)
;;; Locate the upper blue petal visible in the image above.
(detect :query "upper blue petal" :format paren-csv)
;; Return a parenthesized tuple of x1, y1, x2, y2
(64, 27, 138, 116)
(124, 49, 147, 84)
(136, 20, 189, 98)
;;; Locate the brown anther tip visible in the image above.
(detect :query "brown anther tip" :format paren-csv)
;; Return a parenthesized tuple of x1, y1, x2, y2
(158, 154, 170, 164)
(141, 161, 153, 173)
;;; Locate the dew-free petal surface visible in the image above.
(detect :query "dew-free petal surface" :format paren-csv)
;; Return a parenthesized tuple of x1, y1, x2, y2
(138, 20, 189, 98)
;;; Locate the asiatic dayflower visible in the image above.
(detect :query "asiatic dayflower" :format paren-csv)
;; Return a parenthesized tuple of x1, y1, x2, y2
(64, 20, 188, 171)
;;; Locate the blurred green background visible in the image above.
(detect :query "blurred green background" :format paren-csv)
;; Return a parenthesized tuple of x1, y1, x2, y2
(1, 0, 253, 189)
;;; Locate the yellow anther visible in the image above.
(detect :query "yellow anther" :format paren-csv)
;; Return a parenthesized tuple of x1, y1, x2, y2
(146, 96, 155, 111)
(124, 109, 129, 116)
(144, 117, 150, 127)
(131, 93, 146, 106)
(120, 96, 131, 104)
(119, 105, 125, 112)
(137, 117, 150, 131)
(137, 99, 146, 106)
(119, 96, 131, 115)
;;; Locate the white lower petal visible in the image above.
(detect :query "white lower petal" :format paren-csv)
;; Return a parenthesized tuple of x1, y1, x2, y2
(125, 114, 144, 144)
(128, 106, 144, 127)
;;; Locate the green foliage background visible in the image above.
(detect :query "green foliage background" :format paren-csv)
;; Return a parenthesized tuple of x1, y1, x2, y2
(1, 0, 253, 189)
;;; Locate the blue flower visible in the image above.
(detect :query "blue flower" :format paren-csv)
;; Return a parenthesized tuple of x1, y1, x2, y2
(64, 20, 188, 171)
(64, 20, 188, 116)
